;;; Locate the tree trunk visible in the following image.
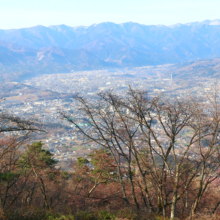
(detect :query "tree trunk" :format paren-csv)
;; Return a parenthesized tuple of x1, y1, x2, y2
(170, 166, 179, 220)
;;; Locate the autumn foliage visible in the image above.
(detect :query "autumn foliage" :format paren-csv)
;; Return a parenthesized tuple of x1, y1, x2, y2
(1, 88, 220, 220)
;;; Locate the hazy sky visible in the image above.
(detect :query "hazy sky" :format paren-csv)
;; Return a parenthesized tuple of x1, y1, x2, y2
(1, 0, 220, 29)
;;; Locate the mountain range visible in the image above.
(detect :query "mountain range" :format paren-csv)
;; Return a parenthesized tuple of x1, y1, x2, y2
(2, 19, 220, 80)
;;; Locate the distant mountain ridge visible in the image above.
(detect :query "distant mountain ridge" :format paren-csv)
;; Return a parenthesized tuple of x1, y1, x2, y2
(1, 19, 220, 80)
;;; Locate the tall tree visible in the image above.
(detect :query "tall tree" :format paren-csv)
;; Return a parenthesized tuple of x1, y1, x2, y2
(61, 87, 220, 219)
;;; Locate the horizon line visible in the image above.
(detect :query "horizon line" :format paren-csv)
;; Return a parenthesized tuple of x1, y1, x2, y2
(1, 18, 220, 30)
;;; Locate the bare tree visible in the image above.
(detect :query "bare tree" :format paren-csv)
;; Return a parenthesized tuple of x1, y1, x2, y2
(0, 112, 43, 134)
(61, 87, 220, 219)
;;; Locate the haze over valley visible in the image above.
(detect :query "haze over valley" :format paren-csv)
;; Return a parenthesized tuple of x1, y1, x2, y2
(2, 0, 220, 216)
(2, 19, 220, 167)
(2, 20, 220, 80)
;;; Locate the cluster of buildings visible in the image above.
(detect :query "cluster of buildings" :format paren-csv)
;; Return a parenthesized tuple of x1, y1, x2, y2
(0, 66, 217, 169)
